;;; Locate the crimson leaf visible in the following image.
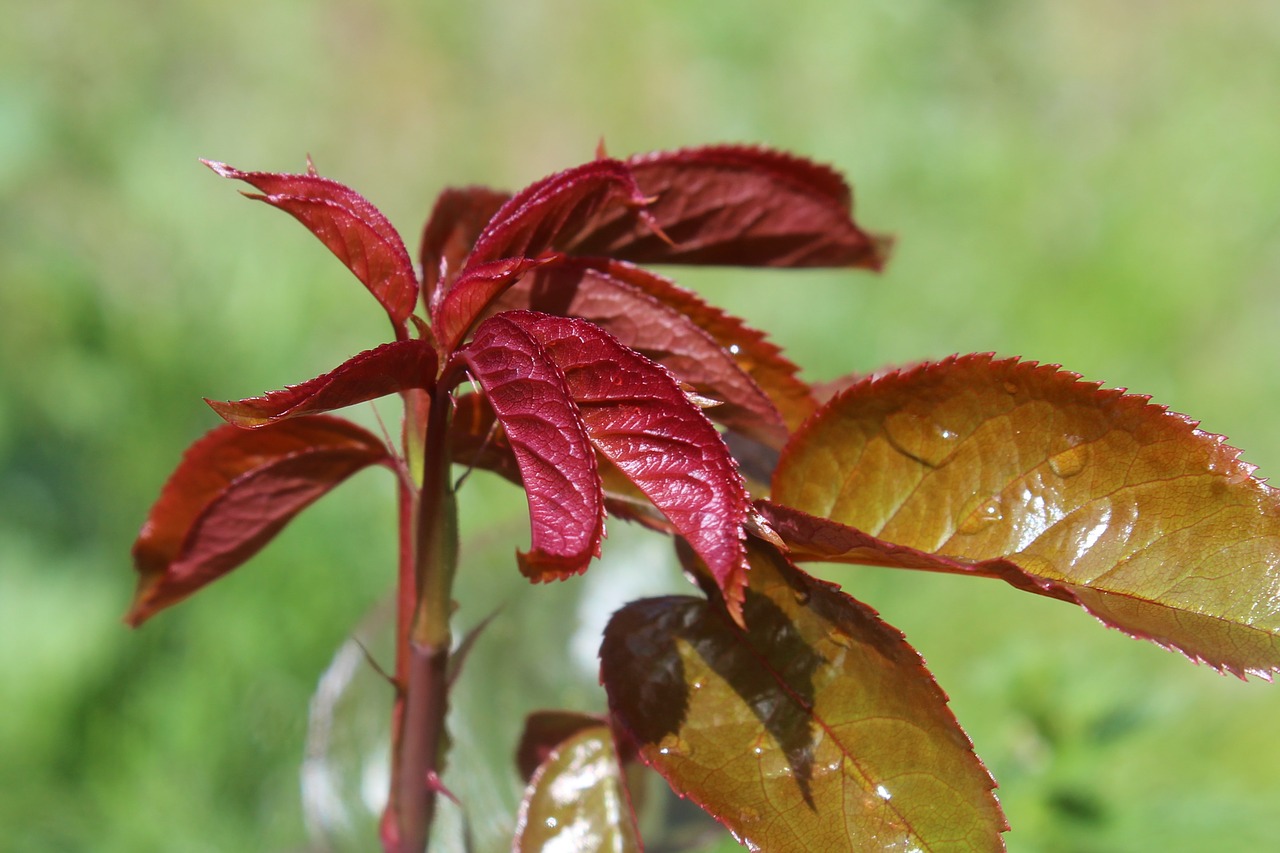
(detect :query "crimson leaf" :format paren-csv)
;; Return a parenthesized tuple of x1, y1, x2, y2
(418, 185, 511, 314)
(454, 312, 605, 581)
(206, 339, 437, 427)
(128, 416, 391, 626)
(204, 160, 418, 327)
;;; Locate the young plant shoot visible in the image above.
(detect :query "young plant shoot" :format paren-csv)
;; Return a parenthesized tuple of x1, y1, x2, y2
(130, 145, 1280, 852)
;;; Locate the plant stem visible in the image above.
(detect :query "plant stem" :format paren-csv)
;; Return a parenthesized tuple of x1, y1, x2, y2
(390, 383, 458, 853)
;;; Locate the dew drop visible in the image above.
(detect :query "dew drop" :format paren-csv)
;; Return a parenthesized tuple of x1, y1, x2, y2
(728, 344, 742, 355)
(792, 587, 811, 606)
(1047, 435, 1089, 479)
(956, 495, 1004, 535)
(545, 817, 558, 829)
(1003, 381, 1019, 396)
(692, 680, 704, 691)
(753, 746, 764, 756)
(884, 411, 960, 468)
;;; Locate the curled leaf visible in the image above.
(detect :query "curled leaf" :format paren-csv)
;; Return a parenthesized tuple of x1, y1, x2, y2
(505, 311, 752, 621)
(431, 255, 562, 352)
(206, 339, 437, 427)
(128, 416, 391, 626)
(600, 540, 1006, 852)
(204, 160, 418, 326)
(455, 313, 604, 581)
(774, 353, 1280, 678)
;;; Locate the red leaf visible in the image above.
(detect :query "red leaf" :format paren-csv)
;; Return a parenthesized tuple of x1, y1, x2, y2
(566, 144, 890, 269)
(431, 255, 562, 353)
(492, 257, 794, 448)
(507, 311, 752, 620)
(774, 354, 1280, 678)
(418, 185, 511, 314)
(464, 158, 659, 269)
(128, 416, 391, 626)
(203, 161, 418, 326)
(205, 339, 437, 427)
(455, 313, 605, 581)
(600, 540, 1006, 851)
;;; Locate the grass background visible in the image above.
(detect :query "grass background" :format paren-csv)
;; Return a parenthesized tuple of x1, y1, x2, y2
(3, 1, 1280, 850)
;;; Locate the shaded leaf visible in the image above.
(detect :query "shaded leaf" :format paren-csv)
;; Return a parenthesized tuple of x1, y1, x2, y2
(128, 416, 390, 626)
(492, 257, 797, 447)
(204, 160, 418, 326)
(455, 313, 604, 581)
(465, 158, 659, 270)
(513, 723, 642, 853)
(566, 145, 890, 269)
(515, 710, 608, 783)
(600, 540, 1006, 852)
(418, 185, 511, 313)
(506, 310, 752, 621)
(206, 339, 437, 427)
(774, 353, 1280, 678)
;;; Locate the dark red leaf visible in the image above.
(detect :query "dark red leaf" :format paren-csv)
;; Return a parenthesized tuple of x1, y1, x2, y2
(774, 354, 1280, 678)
(203, 160, 418, 326)
(418, 185, 511, 314)
(205, 339, 437, 427)
(455, 313, 604, 581)
(128, 416, 391, 626)
(464, 158, 660, 270)
(566, 144, 890, 269)
(492, 257, 794, 448)
(504, 311, 752, 621)
(600, 540, 1006, 851)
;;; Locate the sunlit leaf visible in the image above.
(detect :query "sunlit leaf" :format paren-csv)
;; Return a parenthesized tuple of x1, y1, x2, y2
(565, 145, 890, 269)
(502, 310, 752, 620)
(418, 185, 511, 312)
(515, 710, 610, 783)
(600, 540, 1006, 852)
(493, 257, 793, 447)
(774, 353, 1280, 678)
(513, 722, 642, 853)
(128, 416, 391, 626)
(455, 312, 604, 581)
(203, 161, 418, 326)
(465, 158, 659, 270)
(205, 339, 437, 427)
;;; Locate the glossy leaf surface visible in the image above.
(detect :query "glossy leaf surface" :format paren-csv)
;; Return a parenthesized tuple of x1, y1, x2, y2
(508, 310, 752, 619)
(601, 541, 1006, 852)
(465, 158, 658, 270)
(774, 354, 1280, 677)
(493, 257, 792, 447)
(566, 145, 889, 269)
(432, 255, 561, 352)
(206, 339, 437, 427)
(128, 416, 390, 625)
(456, 313, 604, 581)
(204, 161, 418, 325)
(513, 722, 641, 853)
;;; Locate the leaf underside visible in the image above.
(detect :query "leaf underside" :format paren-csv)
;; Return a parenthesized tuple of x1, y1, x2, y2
(773, 353, 1280, 678)
(128, 416, 390, 626)
(600, 540, 1007, 852)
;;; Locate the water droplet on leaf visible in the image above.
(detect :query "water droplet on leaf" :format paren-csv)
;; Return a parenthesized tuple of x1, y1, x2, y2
(956, 495, 1004, 535)
(884, 410, 960, 468)
(1048, 435, 1089, 478)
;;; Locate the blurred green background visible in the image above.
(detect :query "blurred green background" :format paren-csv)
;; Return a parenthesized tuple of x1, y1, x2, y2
(4, 0, 1280, 850)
